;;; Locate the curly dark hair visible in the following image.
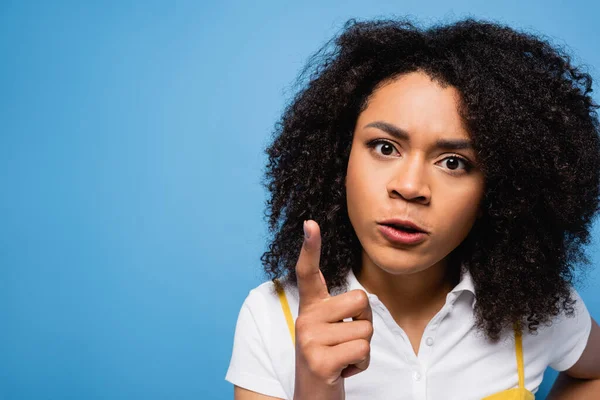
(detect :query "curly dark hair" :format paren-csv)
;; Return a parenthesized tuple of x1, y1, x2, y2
(260, 18, 600, 341)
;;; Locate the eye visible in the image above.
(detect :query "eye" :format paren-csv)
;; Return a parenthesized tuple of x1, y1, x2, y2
(437, 155, 472, 173)
(368, 139, 400, 157)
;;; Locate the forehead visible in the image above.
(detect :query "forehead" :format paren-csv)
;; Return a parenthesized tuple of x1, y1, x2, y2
(357, 72, 469, 140)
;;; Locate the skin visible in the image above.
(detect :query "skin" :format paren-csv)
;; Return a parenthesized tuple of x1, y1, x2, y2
(233, 71, 600, 399)
(345, 72, 485, 353)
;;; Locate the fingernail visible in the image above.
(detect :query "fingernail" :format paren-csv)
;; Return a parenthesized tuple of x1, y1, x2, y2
(303, 220, 311, 239)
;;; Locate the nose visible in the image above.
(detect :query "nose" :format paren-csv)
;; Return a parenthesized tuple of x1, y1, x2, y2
(387, 155, 431, 205)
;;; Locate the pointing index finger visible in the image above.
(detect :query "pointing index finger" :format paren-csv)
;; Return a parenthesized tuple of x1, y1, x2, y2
(296, 220, 329, 308)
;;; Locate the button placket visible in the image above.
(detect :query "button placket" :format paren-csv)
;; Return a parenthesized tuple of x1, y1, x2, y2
(419, 302, 454, 363)
(417, 322, 437, 364)
(411, 366, 427, 400)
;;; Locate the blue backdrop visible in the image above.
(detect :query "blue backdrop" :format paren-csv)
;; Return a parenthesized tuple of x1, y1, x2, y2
(1, 1, 599, 399)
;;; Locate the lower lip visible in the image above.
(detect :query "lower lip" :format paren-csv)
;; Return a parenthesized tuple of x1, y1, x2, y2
(378, 225, 427, 245)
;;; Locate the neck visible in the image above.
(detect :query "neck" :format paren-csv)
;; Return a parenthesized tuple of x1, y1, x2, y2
(355, 252, 460, 324)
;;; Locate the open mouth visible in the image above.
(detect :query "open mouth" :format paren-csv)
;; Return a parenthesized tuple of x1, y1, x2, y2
(382, 223, 423, 233)
(378, 223, 428, 245)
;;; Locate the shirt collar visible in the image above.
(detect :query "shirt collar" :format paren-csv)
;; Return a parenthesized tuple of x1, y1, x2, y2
(343, 266, 477, 308)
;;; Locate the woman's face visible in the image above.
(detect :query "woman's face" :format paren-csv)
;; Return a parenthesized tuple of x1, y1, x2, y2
(346, 71, 485, 275)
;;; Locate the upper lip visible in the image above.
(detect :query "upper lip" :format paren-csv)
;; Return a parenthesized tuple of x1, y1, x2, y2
(378, 218, 429, 233)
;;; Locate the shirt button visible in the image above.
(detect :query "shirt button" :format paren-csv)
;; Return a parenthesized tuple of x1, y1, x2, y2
(413, 371, 422, 381)
(425, 337, 434, 346)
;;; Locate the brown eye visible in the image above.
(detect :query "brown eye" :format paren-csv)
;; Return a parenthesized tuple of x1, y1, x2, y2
(438, 156, 471, 172)
(380, 143, 394, 156)
(446, 157, 460, 170)
(369, 140, 400, 157)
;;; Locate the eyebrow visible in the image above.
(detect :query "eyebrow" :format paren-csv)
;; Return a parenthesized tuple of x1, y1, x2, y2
(364, 121, 473, 150)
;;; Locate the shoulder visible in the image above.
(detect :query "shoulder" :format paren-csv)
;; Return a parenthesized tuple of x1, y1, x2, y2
(238, 279, 301, 333)
(243, 280, 299, 311)
(547, 285, 593, 371)
(226, 280, 298, 399)
(553, 285, 590, 323)
(548, 285, 591, 340)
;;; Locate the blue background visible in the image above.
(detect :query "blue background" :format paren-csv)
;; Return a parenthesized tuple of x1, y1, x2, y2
(1, 1, 599, 399)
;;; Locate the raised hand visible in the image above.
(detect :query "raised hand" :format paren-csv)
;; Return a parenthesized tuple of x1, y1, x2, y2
(293, 220, 374, 400)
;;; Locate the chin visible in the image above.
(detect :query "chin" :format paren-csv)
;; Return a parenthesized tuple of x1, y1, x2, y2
(364, 246, 438, 275)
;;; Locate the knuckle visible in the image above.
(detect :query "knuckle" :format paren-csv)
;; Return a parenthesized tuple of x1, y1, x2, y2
(295, 318, 320, 348)
(294, 264, 310, 280)
(295, 318, 311, 338)
(303, 346, 318, 364)
(312, 365, 329, 380)
(298, 330, 317, 348)
(361, 321, 374, 338)
(295, 315, 311, 332)
(305, 350, 329, 378)
(350, 289, 369, 307)
(356, 339, 371, 356)
(320, 360, 338, 381)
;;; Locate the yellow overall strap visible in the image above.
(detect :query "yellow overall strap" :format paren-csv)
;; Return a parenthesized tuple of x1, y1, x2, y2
(275, 280, 296, 345)
(514, 323, 525, 389)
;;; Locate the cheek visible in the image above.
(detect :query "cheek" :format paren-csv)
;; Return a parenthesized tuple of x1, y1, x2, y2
(436, 184, 484, 236)
(346, 147, 384, 193)
(346, 163, 363, 215)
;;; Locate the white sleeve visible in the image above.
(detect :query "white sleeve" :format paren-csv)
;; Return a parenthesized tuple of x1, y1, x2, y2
(548, 288, 593, 371)
(225, 291, 288, 399)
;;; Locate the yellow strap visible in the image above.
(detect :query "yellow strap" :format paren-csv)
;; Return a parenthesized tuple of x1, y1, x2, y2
(514, 323, 525, 389)
(275, 280, 295, 346)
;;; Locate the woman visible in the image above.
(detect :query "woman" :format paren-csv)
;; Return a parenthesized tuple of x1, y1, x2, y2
(226, 18, 600, 399)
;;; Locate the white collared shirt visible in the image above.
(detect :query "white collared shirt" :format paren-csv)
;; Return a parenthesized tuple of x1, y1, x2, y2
(225, 269, 591, 400)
